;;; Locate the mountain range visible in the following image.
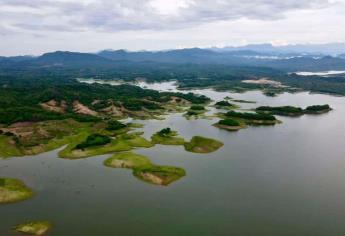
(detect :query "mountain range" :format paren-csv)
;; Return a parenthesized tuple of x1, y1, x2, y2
(1, 43, 345, 72)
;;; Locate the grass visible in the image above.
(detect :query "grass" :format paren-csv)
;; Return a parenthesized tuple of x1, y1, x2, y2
(0, 136, 23, 158)
(13, 221, 52, 235)
(133, 165, 186, 186)
(104, 152, 186, 186)
(151, 129, 185, 145)
(59, 132, 153, 159)
(0, 178, 34, 204)
(0, 119, 93, 158)
(104, 152, 152, 169)
(184, 136, 224, 153)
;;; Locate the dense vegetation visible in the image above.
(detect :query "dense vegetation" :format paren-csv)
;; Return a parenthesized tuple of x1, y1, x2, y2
(106, 120, 127, 131)
(256, 105, 331, 116)
(190, 105, 205, 110)
(0, 76, 209, 125)
(215, 101, 234, 107)
(157, 128, 173, 137)
(256, 106, 304, 116)
(75, 134, 111, 150)
(218, 119, 240, 126)
(225, 111, 277, 121)
(305, 104, 331, 112)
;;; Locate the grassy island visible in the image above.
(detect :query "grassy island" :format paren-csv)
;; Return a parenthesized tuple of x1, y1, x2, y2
(0, 178, 34, 204)
(256, 106, 304, 116)
(184, 136, 223, 153)
(184, 105, 208, 119)
(133, 166, 186, 186)
(104, 152, 186, 186)
(225, 111, 279, 125)
(14, 221, 52, 235)
(151, 128, 185, 145)
(214, 119, 244, 131)
(59, 132, 153, 159)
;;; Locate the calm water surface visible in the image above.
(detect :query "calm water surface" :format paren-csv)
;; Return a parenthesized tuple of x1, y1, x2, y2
(1, 82, 345, 236)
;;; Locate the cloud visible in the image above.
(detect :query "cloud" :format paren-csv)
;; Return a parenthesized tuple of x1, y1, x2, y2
(0, 0, 338, 33)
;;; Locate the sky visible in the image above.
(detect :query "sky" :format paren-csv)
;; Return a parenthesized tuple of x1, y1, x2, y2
(1, 0, 345, 56)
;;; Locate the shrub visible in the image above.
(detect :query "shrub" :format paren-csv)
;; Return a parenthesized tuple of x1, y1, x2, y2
(305, 104, 330, 111)
(226, 111, 276, 121)
(218, 119, 240, 126)
(106, 120, 127, 131)
(76, 134, 111, 149)
(190, 105, 205, 110)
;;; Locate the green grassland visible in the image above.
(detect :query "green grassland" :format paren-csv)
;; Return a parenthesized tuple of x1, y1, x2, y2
(0, 178, 34, 204)
(104, 152, 186, 186)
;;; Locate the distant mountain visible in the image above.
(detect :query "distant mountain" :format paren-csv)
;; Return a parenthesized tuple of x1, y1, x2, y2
(213, 43, 345, 56)
(32, 51, 114, 67)
(2, 48, 345, 72)
(98, 48, 218, 63)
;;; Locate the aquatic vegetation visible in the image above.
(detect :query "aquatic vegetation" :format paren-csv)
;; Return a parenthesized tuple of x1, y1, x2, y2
(151, 128, 185, 145)
(13, 221, 52, 235)
(184, 136, 223, 153)
(0, 178, 34, 204)
(104, 152, 186, 186)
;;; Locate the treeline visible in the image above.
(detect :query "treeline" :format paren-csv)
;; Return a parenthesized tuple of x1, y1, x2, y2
(0, 75, 209, 124)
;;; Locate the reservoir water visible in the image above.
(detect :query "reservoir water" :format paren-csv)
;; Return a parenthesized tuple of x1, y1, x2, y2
(1, 81, 345, 236)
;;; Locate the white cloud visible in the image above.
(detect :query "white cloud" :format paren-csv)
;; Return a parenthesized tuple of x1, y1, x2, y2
(0, 0, 344, 55)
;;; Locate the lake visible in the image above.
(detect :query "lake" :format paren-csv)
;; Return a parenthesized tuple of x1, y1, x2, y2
(1, 82, 345, 236)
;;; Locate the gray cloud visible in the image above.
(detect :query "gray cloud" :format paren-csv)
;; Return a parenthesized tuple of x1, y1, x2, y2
(0, 0, 337, 33)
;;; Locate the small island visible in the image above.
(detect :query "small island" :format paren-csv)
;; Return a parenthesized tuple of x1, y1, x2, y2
(0, 178, 34, 204)
(184, 105, 207, 119)
(184, 136, 224, 153)
(214, 118, 244, 131)
(304, 104, 332, 114)
(13, 221, 52, 235)
(256, 106, 304, 116)
(231, 99, 257, 104)
(151, 128, 185, 145)
(224, 111, 279, 125)
(104, 152, 186, 186)
(214, 101, 238, 110)
(256, 104, 332, 116)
